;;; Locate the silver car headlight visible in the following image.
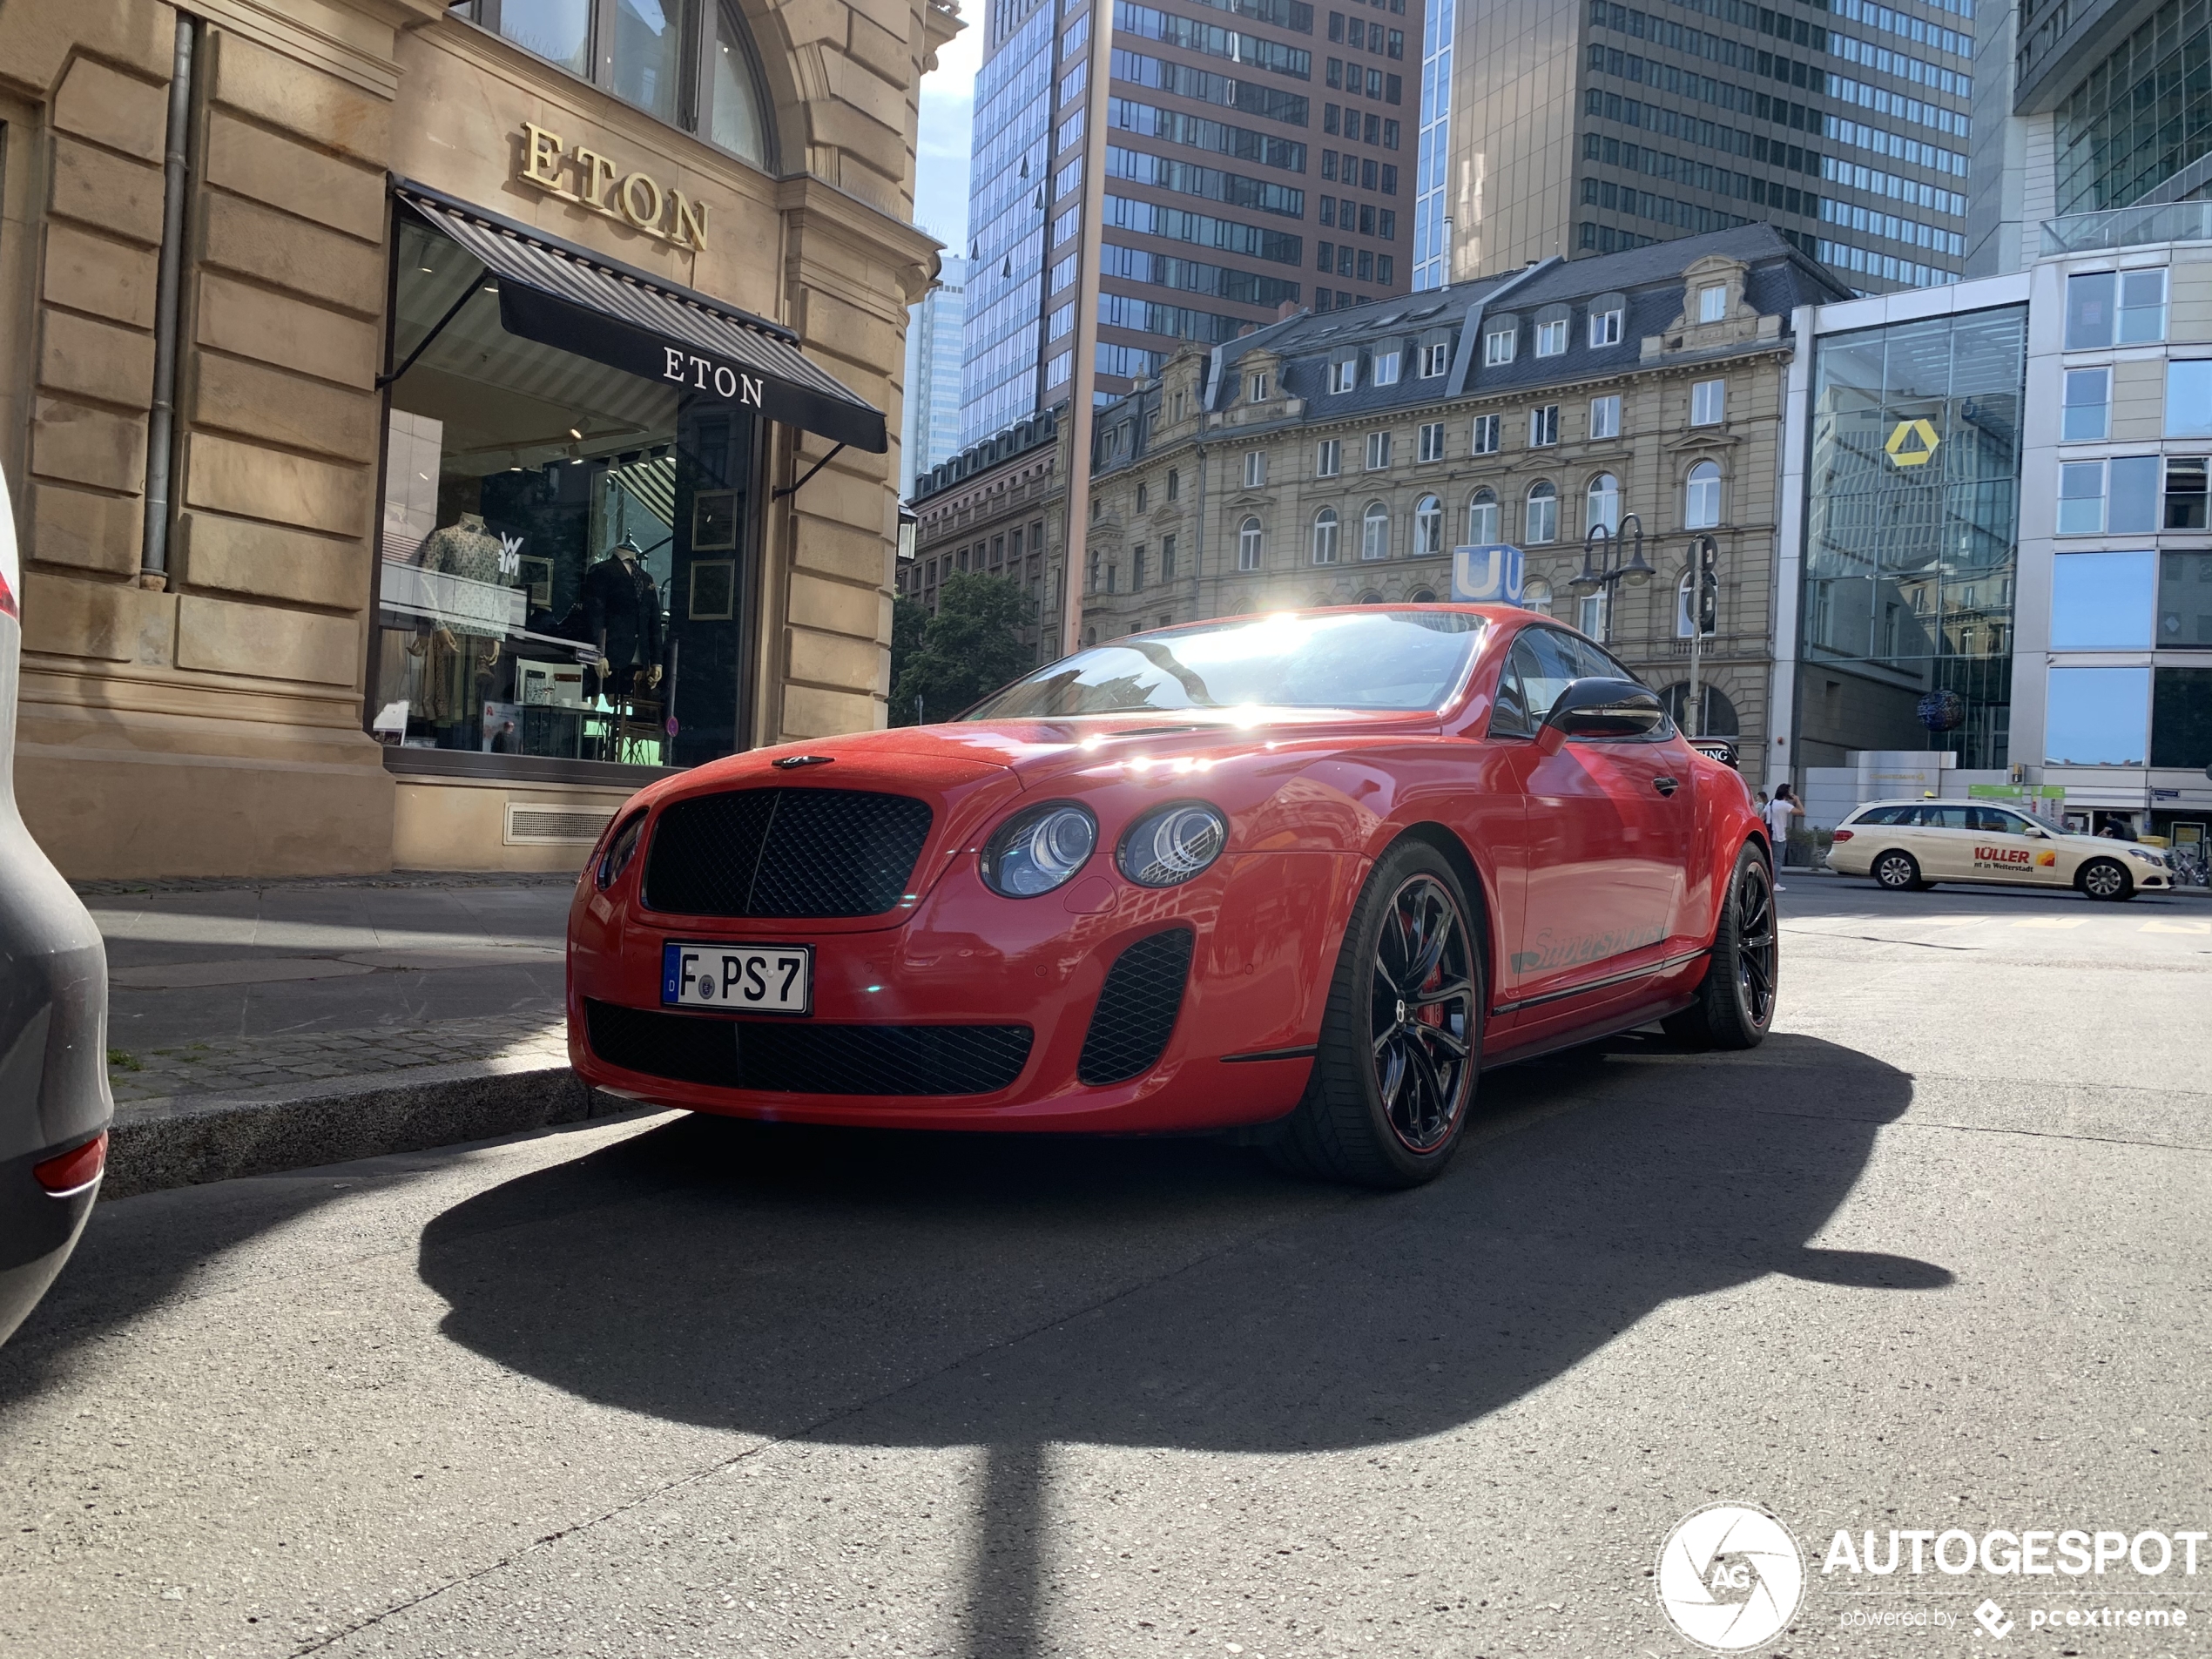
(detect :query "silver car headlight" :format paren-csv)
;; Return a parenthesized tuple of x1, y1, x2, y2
(1117, 801, 1228, 887)
(981, 801, 1098, 897)
(2126, 846, 2163, 864)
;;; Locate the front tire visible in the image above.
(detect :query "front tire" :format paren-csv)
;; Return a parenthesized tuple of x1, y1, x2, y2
(1871, 849, 1925, 892)
(1273, 841, 1482, 1189)
(2079, 858, 2134, 901)
(1662, 842, 1777, 1051)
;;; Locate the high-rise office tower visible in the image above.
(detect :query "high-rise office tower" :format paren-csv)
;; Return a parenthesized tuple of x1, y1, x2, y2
(901, 257, 970, 496)
(1412, 0, 1978, 293)
(959, 0, 1416, 448)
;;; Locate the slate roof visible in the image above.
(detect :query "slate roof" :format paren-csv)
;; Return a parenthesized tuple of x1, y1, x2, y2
(1090, 225, 1850, 474)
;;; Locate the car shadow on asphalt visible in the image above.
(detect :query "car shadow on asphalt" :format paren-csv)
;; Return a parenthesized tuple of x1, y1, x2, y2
(416, 1031, 1946, 1655)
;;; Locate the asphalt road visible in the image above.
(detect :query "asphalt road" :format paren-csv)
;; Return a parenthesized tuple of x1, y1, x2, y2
(3, 874, 2209, 1658)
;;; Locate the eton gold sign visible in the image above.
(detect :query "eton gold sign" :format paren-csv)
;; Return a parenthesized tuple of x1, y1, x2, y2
(516, 124, 709, 252)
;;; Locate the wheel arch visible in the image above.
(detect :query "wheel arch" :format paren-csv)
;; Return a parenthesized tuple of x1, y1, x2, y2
(1386, 822, 1495, 1000)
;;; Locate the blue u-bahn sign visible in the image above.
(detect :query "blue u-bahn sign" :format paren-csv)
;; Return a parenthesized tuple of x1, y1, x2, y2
(1451, 543, 1525, 604)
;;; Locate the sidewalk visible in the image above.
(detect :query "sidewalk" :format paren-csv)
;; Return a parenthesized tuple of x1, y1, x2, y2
(84, 872, 635, 1198)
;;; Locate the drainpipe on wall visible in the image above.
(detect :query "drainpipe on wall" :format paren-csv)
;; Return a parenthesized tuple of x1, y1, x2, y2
(139, 10, 197, 593)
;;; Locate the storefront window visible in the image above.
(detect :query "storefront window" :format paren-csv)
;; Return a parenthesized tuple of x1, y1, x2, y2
(1803, 306, 2027, 768)
(2046, 666, 2151, 766)
(372, 212, 759, 771)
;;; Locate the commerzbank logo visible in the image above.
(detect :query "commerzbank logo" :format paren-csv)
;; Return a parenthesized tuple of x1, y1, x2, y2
(1885, 418, 1942, 467)
(1656, 1504, 1806, 1651)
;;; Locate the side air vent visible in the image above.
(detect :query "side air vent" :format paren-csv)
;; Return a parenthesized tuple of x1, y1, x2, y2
(1077, 928, 1196, 1086)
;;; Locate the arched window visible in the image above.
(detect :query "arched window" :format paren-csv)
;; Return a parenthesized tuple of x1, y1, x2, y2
(1676, 570, 1717, 637)
(1685, 461, 1722, 529)
(1467, 488, 1499, 544)
(1238, 516, 1264, 570)
(1586, 472, 1620, 536)
(1362, 501, 1391, 560)
(1522, 576, 1554, 616)
(1414, 494, 1443, 556)
(1312, 506, 1339, 564)
(1358, 589, 1386, 604)
(709, 1, 775, 167)
(1661, 682, 1740, 736)
(1525, 481, 1558, 544)
(1408, 587, 1438, 603)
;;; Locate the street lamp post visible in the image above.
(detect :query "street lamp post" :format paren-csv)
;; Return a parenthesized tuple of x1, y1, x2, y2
(1683, 534, 1718, 738)
(1571, 511, 1654, 644)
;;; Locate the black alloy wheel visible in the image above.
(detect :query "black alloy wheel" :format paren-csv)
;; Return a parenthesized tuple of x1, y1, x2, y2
(2079, 858, 2134, 901)
(1872, 849, 1923, 892)
(1271, 840, 1482, 1189)
(1663, 841, 1777, 1051)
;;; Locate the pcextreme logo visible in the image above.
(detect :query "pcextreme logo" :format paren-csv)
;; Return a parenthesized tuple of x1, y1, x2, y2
(1656, 1504, 1805, 1651)
(1885, 418, 1942, 467)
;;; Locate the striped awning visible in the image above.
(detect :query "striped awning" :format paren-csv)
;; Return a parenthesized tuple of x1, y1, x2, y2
(396, 183, 887, 453)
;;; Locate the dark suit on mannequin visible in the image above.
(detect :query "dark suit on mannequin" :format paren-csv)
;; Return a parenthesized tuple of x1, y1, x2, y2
(582, 536, 664, 705)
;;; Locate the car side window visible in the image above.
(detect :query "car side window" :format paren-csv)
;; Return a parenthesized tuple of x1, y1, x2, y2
(1966, 806, 2014, 833)
(1921, 805, 1969, 829)
(1860, 806, 1911, 826)
(1487, 648, 1533, 738)
(1514, 629, 1583, 725)
(1568, 636, 1642, 686)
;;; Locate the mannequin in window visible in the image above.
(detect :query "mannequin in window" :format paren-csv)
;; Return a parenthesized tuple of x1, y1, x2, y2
(582, 533, 664, 705)
(408, 510, 507, 745)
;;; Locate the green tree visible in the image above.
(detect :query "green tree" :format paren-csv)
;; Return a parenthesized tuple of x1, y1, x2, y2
(891, 573, 1031, 725)
(889, 595, 928, 704)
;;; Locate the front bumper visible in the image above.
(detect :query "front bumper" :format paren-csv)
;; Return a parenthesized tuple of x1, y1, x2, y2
(566, 851, 1364, 1133)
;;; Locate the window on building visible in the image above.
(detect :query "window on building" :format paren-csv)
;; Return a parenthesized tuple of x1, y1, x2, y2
(1132, 544, 1147, 592)
(2153, 666, 2212, 763)
(1420, 342, 1449, 377)
(1522, 576, 1554, 616)
(1676, 570, 1717, 637)
(1483, 327, 1515, 366)
(2063, 368, 2111, 442)
(1361, 501, 1391, 560)
(1135, 482, 1148, 513)
(1690, 379, 1726, 426)
(1467, 488, 1499, 543)
(2059, 456, 2161, 534)
(1525, 481, 1557, 543)
(1535, 319, 1568, 357)
(1312, 507, 1340, 564)
(1243, 450, 1267, 489)
(1685, 460, 1722, 529)
(1166, 469, 1179, 501)
(1586, 472, 1620, 536)
(2046, 665, 2152, 765)
(1250, 371, 1271, 402)
(1162, 533, 1177, 578)
(1697, 284, 1727, 323)
(1316, 438, 1341, 476)
(1373, 351, 1402, 386)
(1589, 307, 1622, 347)
(1471, 414, 1500, 455)
(2065, 270, 2168, 349)
(1589, 395, 1621, 441)
(1331, 357, 1359, 393)
(1238, 516, 1264, 570)
(1418, 421, 1445, 462)
(1529, 405, 1559, 447)
(1578, 590, 1607, 640)
(1366, 431, 1391, 469)
(2168, 361, 2212, 437)
(1414, 494, 1442, 556)
(2052, 550, 2156, 649)
(2167, 457, 2209, 528)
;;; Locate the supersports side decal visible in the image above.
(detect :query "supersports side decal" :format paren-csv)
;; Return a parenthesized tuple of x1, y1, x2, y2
(1511, 922, 1666, 975)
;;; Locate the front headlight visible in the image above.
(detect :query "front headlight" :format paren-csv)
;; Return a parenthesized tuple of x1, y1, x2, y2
(596, 811, 646, 890)
(981, 801, 1098, 897)
(1118, 801, 1228, 887)
(2127, 846, 2163, 864)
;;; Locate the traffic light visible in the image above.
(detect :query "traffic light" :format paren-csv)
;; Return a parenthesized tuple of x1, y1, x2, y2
(1690, 536, 1719, 635)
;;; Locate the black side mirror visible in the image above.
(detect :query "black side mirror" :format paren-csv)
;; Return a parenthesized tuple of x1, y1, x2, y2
(1544, 677, 1665, 740)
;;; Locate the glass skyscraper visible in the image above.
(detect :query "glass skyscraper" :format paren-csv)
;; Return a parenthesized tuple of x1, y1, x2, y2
(901, 257, 970, 496)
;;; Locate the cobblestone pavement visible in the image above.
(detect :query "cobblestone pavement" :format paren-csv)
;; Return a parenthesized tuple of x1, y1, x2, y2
(104, 1009, 570, 1104)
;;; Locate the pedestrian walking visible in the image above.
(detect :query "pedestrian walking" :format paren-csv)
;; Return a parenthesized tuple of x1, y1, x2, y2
(1763, 784, 1802, 891)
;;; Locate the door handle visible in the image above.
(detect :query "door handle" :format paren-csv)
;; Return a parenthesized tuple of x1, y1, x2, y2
(1653, 776, 1680, 797)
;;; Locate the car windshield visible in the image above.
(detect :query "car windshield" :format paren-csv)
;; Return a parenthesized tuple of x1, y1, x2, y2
(965, 610, 1488, 719)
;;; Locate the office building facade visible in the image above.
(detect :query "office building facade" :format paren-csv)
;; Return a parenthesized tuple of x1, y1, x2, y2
(959, 0, 1415, 448)
(902, 257, 971, 496)
(1414, 0, 1979, 294)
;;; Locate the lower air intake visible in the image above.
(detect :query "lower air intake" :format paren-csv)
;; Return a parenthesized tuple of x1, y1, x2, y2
(1077, 927, 1195, 1086)
(584, 1001, 1032, 1096)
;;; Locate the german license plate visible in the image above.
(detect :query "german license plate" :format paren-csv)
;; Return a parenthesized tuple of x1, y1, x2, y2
(661, 942, 813, 1015)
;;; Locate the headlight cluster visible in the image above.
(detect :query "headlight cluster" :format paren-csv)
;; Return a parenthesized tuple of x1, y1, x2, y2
(981, 802, 1098, 897)
(1118, 802, 1228, 887)
(979, 799, 1229, 896)
(596, 812, 646, 890)
(2127, 846, 2166, 865)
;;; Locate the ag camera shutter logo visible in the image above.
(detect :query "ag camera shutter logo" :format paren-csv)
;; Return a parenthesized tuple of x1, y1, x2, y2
(1656, 1503, 1805, 1651)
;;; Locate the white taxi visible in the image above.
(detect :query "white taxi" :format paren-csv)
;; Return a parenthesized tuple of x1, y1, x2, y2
(1825, 798, 2175, 900)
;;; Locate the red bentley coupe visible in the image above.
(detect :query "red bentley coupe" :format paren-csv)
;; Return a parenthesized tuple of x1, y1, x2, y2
(567, 606, 1775, 1187)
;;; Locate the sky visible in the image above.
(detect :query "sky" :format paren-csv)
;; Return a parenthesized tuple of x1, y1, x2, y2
(913, 10, 982, 257)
